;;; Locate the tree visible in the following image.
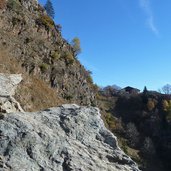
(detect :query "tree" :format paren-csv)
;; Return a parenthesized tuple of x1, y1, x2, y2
(162, 84, 171, 94)
(162, 100, 171, 121)
(126, 122, 139, 147)
(162, 100, 169, 111)
(44, 0, 55, 19)
(55, 24, 62, 32)
(147, 99, 155, 111)
(142, 86, 149, 104)
(141, 137, 156, 158)
(71, 37, 81, 56)
(143, 86, 148, 94)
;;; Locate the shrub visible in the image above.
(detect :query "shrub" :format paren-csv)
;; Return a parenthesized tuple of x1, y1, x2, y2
(147, 99, 155, 111)
(12, 17, 20, 26)
(63, 52, 74, 65)
(7, 0, 21, 13)
(122, 141, 128, 153)
(12, 17, 21, 26)
(51, 51, 60, 60)
(87, 75, 93, 84)
(24, 37, 33, 44)
(85, 70, 93, 84)
(163, 100, 171, 122)
(11, 16, 26, 28)
(162, 100, 169, 111)
(36, 15, 54, 29)
(63, 94, 73, 101)
(105, 113, 124, 134)
(39, 63, 49, 73)
(105, 113, 116, 130)
(55, 24, 62, 32)
(92, 84, 99, 93)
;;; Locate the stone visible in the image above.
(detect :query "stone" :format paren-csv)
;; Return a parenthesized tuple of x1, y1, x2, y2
(0, 104, 140, 171)
(0, 73, 22, 96)
(0, 73, 23, 113)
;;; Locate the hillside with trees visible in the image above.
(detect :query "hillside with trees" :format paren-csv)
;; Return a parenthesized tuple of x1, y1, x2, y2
(98, 85, 171, 171)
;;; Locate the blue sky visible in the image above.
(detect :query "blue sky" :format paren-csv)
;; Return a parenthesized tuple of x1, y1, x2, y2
(39, 0, 171, 90)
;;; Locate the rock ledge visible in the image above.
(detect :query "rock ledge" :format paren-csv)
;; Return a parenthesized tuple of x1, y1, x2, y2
(0, 104, 140, 171)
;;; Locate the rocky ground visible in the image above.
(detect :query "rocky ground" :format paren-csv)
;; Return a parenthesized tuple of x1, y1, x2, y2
(0, 73, 140, 171)
(0, 105, 140, 171)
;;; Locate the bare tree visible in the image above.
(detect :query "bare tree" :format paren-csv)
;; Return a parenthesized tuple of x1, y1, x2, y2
(162, 84, 171, 94)
(141, 137, 156, 158)
(126, 122, 139, 147)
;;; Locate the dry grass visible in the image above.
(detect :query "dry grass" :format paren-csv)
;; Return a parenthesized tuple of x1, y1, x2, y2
(0, 48, 65, 112)
(0, 0, 6, 9)
(15, 76, 65, 112)
(0, 49, 23, 74)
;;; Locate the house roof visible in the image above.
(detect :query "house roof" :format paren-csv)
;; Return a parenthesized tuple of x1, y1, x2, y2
(122, 86, 140, 92)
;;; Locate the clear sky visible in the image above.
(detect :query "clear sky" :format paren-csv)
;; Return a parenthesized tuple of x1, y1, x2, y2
(39, 0, 171, 90)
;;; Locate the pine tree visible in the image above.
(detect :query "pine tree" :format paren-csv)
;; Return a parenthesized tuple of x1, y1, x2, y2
(44, 0, 55, 19)
(143, 86, 148, 94)
(142, 86, 148, 104)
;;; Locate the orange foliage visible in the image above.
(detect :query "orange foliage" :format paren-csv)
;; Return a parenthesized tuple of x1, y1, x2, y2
(147, 99, 155, 111)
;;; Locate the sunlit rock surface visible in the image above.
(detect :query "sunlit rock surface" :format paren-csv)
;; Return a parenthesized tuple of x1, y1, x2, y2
(0, 73, 23, 113)
(0, 104, 139, 171)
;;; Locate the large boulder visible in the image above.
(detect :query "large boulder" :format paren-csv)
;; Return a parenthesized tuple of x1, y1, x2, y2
(0, 73, 23, 113)
(0, 104, 140, 171)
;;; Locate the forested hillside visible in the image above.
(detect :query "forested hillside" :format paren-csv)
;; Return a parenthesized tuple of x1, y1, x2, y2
(98, 86, 171, 171)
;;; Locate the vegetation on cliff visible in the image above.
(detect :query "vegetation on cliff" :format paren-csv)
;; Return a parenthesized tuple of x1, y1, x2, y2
(0, 0, 97, 111)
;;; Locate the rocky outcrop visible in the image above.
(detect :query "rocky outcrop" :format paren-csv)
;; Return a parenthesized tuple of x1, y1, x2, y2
(0, 0, 96, 107)
(0, 104, 139, 171)
(0, 73, 23, 113)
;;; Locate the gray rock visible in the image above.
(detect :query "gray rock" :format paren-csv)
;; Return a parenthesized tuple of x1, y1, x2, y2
(0, 73, 22, 96)
(19, 0, 38, 12)
(0, 73, 23, 113)
(0, 104, 140, 171)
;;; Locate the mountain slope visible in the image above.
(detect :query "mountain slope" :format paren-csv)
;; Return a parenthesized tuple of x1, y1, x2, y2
(0, 0, 96, 111)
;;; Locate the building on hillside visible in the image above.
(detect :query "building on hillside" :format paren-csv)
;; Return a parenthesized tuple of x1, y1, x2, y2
(120, 86, 140, 95)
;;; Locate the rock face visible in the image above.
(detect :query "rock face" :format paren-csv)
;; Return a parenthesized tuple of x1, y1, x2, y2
(0, 104, 139, 171)
(0, 0, 96, 107)
(0, 73, 23, 113)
